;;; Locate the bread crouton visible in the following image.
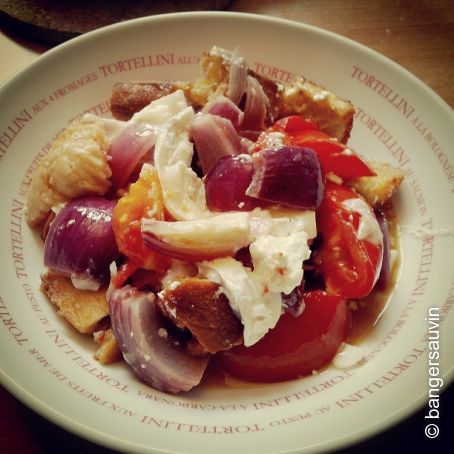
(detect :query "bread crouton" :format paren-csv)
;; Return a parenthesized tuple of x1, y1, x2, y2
(107, 49, 354, 144)
(279, 77, 354, 143)
(110, 81, 190, 120)
(188, 52, 354, 142)
(94, 328, 121, 364)
(187, 54, 230, 108)
(348, 160, 405, 206)
(41, 272, 109, 333)
(159, 278, 243, 354)
(25, 114, 111, 226)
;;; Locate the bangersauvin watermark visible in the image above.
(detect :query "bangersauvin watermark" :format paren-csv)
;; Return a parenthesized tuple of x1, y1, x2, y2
(424, 307, 442, 439)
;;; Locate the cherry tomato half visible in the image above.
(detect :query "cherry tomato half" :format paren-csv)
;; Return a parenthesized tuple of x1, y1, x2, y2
(317, 182, 384, 298)
(218, 291, 349, 382)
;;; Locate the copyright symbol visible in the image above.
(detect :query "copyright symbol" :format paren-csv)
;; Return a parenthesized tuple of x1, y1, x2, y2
(425, 423, 439, 439)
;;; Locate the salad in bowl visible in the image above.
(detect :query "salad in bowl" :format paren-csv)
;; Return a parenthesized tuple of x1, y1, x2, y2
(25, 46, 404, 394)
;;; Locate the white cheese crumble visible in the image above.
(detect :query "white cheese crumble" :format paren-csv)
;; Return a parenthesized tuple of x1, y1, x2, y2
(198, 212, 314, 346)
(131, 90, 189, 126)
(198, 257, 281, 347)
(153, 103, 210, 220)
(168, 281, 181, 291)
(51, 202, 66, 215)
(313, 90, 330, 101)
(267, 207, 317, 239)
(342, 198, 383, 245)
(325, 172, 343, 185)
(160, 260, 197, 288)
(71, 275, 101, 291)
(102, 90, 189, 144)
(249, 229, 310, 295)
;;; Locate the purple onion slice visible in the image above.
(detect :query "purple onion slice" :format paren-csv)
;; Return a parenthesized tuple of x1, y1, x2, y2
(205, 154, 263, 212)
(240, 75, 268, 132)
(375, 209, 392, 290)
(191, 113, 242, 175)
(202, 95, 244, 128)
(108, 123, 158, 189)
(44, 196, 119, 281)
(246, 146, 324, 210)
(109, 286, 209, 393)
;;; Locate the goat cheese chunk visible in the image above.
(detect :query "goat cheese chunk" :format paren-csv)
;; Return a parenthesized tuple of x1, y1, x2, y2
(198, 212, 314, 346)
(250, 229, 310, 295)
(198, 257, 281, 347)
(153, 104, 210, 220)
(341, 198, 383, 245)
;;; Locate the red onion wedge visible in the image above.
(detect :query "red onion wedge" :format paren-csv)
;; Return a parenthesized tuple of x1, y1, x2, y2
(202, 95, 244, 128)
(191, 113, 242, 175)
(226, 53, 248, 105)
(240, 76, 268, 132)
(205, 155, 266, 212)
(142, 212, 252, 261)
(44, 197, 119, 281)
(246, 146, 324, 210)
(375, 209, 391, 290)
(108, 123, 159, 188)
(109, 286, 209, 393)
(282, 281, 305, 317)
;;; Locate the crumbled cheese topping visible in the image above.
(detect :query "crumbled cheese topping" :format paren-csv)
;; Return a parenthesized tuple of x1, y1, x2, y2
(342, 198, 383, 245)
(160, 260, 197, 288)
(198, 257, 282, 347)
(250, 229, 310, 295)
(168, 281, 181, 291)
(153, 99, 210, 220)
(313, 90, 330, 101)
(198, 211, 314, 346)
(325, 172, 343, 185)
(71, 275, 101, 291)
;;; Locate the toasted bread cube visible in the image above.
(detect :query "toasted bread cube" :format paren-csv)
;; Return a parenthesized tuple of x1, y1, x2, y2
(25, 115, 111, 226)
(110, 81, 190, 120)
(279, 77, 354, 143)
(159, 278, 243, 354)
(349, 160, 405, 206)
(94, 328, 121, 364)
(41, 273, 109, 333)
(188, 54, 229, 107)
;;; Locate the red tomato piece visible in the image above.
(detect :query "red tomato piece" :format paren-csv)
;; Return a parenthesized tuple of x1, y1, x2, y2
(289, 131, 374, 179)
(259, 116, 375, 179)
(112, 165, 170, 272)
(218, 290, 349, 382)
(111, 261, 138, 289)
(317, 182, 384, 298)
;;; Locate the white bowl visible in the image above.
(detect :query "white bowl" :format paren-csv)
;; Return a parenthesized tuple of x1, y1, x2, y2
(0, 11, 453, 453)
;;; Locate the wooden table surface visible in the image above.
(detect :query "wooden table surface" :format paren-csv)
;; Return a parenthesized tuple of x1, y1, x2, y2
(0, 0, 452, 452)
